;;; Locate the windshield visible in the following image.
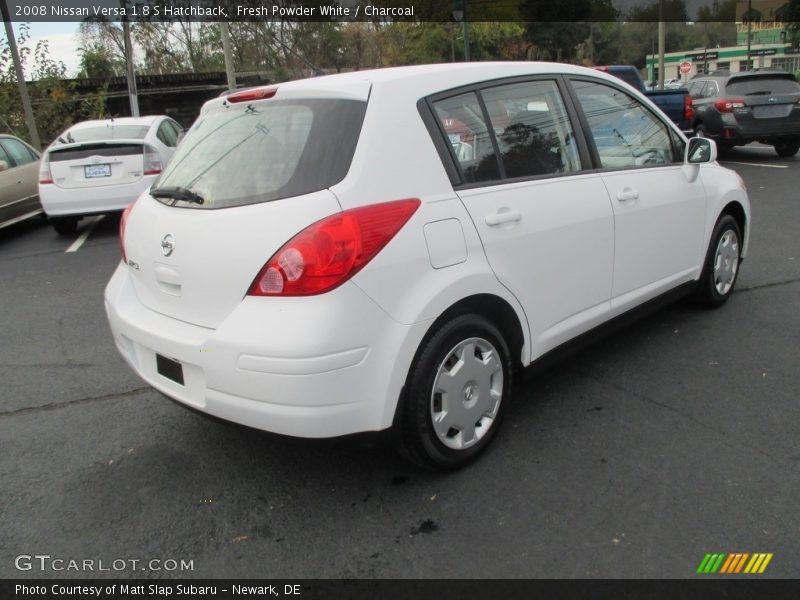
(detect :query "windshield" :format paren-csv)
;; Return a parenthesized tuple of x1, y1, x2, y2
(152, 98, 366, 209)
(726, 76, 800, 96)
(57, 124, 150, 144)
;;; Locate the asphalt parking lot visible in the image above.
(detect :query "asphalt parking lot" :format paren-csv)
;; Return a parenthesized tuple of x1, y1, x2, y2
(1, 145, 798, 579)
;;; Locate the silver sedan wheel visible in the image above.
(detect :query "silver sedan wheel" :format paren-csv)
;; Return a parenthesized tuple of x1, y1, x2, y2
(430, 337, 504, 451)
(713, 228, 739, 296)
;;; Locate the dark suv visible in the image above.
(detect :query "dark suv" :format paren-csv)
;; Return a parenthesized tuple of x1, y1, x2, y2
(688, 70, 800, 157)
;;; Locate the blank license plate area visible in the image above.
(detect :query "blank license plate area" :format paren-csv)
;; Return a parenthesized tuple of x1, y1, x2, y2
(84, 164, 111, 178)
(753, 105, 791, 119)
(156, 354, 184, 385)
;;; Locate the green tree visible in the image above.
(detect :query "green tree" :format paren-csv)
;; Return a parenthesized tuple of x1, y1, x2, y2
(0, 26, 107, 145)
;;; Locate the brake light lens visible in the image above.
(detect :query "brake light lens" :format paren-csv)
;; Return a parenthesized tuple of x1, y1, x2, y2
(227, 86, 278, 103)
(143, 144, 162, 176)
(39, 153, 53, 184)
(684, 95, 694, 121)
(248, 199, 421, 297)
(714, 98, 745, 113)
(119, 202, 134, 264)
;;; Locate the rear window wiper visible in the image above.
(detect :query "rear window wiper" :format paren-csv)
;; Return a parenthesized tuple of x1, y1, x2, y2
(150, 186, 205, 205)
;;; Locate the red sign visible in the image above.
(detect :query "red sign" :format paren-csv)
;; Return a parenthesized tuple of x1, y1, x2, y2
(679, 61, 692, 75)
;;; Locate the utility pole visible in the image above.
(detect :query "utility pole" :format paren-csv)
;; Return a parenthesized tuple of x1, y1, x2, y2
(219, 22, 236, 91)
(746, 0, 752, 69)
(0, 3, 41, 149)
(658, 0, 665, 90)
(122, 17, 140, 117)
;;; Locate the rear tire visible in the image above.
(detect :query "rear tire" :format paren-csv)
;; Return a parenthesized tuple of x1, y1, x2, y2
(399, 314, 512, 470)
(774, 140, 800, 158)
(51, 216, 78, 236)
(695, 214, 742, 307)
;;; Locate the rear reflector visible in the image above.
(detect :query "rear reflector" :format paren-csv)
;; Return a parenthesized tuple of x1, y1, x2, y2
(248, 199, 421, 297)
(227, 86, 278, 103)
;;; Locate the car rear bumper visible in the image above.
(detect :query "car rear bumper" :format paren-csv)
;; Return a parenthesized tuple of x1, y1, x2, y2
(104, 264, 429, 438)
(717, 112, 800, 144)
(40, 176, 157, 217)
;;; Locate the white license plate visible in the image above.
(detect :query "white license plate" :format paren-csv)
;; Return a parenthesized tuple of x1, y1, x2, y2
(84, 164, 111, 178)
(753, 105, 791, 119)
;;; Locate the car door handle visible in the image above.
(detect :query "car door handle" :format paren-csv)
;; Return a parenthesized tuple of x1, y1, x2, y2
(485, 208, 522, 226)
(616, 188, 639, 202)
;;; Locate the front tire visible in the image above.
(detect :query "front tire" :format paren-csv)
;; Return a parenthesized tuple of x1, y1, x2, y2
(696, 214, 742, 307)
(399, 314, 512, 470)
(51, 216, 78, 236)
(774, 140, 799, 158)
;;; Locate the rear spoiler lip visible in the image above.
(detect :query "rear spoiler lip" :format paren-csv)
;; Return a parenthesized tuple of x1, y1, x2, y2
(46, 139, 147, 154)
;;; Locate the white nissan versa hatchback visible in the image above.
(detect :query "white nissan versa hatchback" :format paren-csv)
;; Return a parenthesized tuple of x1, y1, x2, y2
(105, 63, 750, 469)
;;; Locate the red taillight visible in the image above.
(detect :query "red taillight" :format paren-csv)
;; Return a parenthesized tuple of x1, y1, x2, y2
(143, 144, 162, 176)
(227, 86, 278, 103)
(593, 66, 610, 72)
(39, 153, 53, 184)
(684, 95, 694, 121)
(248, 199, 421, 297)
(714, 98, 745, 113)
(119, 202, 134, 264)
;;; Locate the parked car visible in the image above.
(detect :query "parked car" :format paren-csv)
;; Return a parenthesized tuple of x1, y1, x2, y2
(0, 134, 42, 230)
(39, 116, 184, 235)
(106, 63, 750, 469)
(687, 70, 800, 156)
(593, 65, 694, 132)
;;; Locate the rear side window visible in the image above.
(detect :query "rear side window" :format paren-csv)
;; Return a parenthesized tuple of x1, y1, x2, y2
(0, 144, 12, 168)
(726, 76, 800, 96)
(431, 80, 581, 184)
(157, 121, 179, 147)
(153, 98, 366, 209)
(481, 80, 581, 178)
(1, 138, 37, 165)
(432, 92, 500, 184)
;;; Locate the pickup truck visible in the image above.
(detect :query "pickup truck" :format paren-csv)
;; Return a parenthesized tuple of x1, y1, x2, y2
(594, 65, 694, 133)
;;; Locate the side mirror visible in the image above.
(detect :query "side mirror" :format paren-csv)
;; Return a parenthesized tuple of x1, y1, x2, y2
(0, 160, 8, 172)
(685, 136, 717, 164)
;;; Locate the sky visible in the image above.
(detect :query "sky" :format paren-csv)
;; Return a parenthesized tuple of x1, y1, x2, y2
(7, 22, 83, 78)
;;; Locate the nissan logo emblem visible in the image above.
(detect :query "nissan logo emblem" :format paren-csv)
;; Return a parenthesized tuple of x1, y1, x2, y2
(161, 233, 175, 256)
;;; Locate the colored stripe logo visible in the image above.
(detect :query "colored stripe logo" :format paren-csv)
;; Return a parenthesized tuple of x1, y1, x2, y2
(696, 553, 773, 574)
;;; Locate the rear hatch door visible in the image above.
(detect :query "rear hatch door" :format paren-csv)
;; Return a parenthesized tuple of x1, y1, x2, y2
(122, 85, 370, 329)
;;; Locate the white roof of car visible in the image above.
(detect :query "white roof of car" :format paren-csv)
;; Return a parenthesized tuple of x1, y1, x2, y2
(68, 116, 163, 130)
(206, 62, 626, 113)
(275, 61, 617, 96)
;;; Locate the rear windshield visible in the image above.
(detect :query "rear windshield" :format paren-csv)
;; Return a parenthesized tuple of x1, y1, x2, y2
(152, 98, 367, 209)
(726, 76, 800, 96)
(57, 125, 151, 144)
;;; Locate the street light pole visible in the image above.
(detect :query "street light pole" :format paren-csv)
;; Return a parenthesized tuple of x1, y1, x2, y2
(452, 0, 470, 62)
